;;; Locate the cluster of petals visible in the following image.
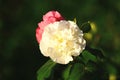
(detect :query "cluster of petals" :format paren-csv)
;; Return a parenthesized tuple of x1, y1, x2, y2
(36, 11, 86, 64)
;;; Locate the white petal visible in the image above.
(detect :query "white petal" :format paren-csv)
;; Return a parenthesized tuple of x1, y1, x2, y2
(40, 20, 86, 64)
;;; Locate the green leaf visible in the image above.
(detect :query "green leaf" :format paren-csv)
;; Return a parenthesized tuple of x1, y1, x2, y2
(81, 21, 91, 33)
(62, 65, 72, 80)
(37, 59, 56, 80)
(82, 50, 97, 64)
(68, 63, 84, 80)
(84, 61, 96, 72)
(86, 47, 104, 59)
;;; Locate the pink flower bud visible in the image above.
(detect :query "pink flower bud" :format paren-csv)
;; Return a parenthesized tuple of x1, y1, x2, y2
(36, 11, 64, 44)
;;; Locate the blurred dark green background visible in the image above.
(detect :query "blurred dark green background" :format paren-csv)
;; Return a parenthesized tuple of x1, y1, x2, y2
(1, 0, 120, 80)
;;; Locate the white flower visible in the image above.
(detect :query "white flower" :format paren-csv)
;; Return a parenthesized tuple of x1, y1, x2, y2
(40, 20, 86, 64)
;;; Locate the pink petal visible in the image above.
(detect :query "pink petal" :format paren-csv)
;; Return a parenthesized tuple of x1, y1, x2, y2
(36, 11, 64, 44)
(36, 27, 43, 44)
(43, 11, 64, 22)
